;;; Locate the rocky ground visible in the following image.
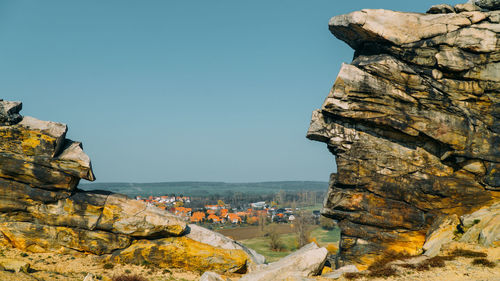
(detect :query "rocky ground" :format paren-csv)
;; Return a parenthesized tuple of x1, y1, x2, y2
(0, 244, 201, 281)
(0, 241, 497, 281)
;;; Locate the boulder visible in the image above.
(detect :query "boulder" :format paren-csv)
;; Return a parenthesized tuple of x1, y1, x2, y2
(423, 215, 460, 257)
(97, 194, 186, 237)
(239, 243, 327, 281)
(108, 237, 249, 274)
(468, 0, 500, 10)
(0, 116, 67, 158)
(322, 265, 359, 279)
(0, 100, 22, 126)
(427, 4, 456, 14)
(0, 259, 30, 273)
(308, 3, 499, 268)
(186, 224, 265, 266)
(455, 3, 481, 12)
(460, 202, 500, 246)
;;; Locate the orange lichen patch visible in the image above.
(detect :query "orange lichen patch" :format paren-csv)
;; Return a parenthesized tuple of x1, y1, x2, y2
(108, 237, 249, 274)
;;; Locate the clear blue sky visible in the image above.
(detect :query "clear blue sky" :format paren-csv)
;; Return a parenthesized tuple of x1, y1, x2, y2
(0, 0, 463, 183)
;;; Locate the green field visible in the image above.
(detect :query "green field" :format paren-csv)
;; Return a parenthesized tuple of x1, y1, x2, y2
(79, 181, 328, 197)
(240, 226, 340, 262)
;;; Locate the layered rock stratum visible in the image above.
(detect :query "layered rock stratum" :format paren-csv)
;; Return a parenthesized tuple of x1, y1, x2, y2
(307, 1, 500, 268)
(0, 99, 263, 274)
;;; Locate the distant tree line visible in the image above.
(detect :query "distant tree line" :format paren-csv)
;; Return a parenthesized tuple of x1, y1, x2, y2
(187, 190, 326, 209)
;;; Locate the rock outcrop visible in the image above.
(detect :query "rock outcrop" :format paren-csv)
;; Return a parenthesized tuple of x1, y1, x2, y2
(307, 2, 500, 268)
(239, 243, 328, 281)
(0, 100, 261, 274)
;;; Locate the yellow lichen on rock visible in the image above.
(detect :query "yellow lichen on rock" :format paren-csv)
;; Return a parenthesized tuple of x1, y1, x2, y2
(0, 222, 130, 255)
(108, 236, 249, 274)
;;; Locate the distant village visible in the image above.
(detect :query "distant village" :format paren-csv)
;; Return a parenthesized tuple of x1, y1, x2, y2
(135, 195, 320, 225)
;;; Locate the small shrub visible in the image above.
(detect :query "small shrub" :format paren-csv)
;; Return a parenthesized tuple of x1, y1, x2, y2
(344, 272, 364, 280)
(124, 269, 132, 274)
(450, 249, 487, 258)
(266, 226, 285, 252)
(103, 263, 115, 269)
(472, 258, 496, 268)
(368, 266, 398, 278)
(473, 219, 481, 225)
(112, 274, 147, 281)
(400, 255, 454, 271)
(20, 253, 28, 257)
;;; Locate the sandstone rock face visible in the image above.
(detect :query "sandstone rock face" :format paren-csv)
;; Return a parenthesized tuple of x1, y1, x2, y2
(460, 202, 500, 246)
(422, 215, 460, 257)
(186, 224, 266, 266)
(0, 101, 256, 274)
(109, 237, 249, 274)
(239, 243, 328, 281)
(307, 3, 500, 268)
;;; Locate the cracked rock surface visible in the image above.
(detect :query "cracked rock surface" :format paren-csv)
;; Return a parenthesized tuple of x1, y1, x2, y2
(307, 2, 500, 268)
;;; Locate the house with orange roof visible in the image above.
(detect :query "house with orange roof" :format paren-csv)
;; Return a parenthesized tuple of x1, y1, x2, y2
(190, 211, 206, 223)
(227, 213, 242, 224)
(207, 214, 223, 223)
(220, 208, 229, 218)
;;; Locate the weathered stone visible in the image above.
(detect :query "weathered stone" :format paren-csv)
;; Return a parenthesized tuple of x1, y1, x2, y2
(186, 224, 265, 266)
(0, 116, 67, 157)
(0, 100, 22, 126)
(0, 152, 82, 190)
(468, 0, 500, 10)
(109, 237, 249, 274)
(456, 3, 481, 12)
(329, 10, 473, 49)
(322, 264, 359, 279)
(308, 3, 500, 268)
(427, 4, 456, 14)
(0, 139, 95, 191)
(423, 215, 460, 257)
(0, 177, 70, 212)
(239, 243, 327, 281)
(460, 202, 500, 246)
(97, 194, 186, 237)
(0, 221, 131, 254)
(0, 259, 30, 273)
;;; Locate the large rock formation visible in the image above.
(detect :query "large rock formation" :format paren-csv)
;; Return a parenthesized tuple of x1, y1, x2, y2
(0, 100, 262, 274)
(307, 2, 500, 268)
